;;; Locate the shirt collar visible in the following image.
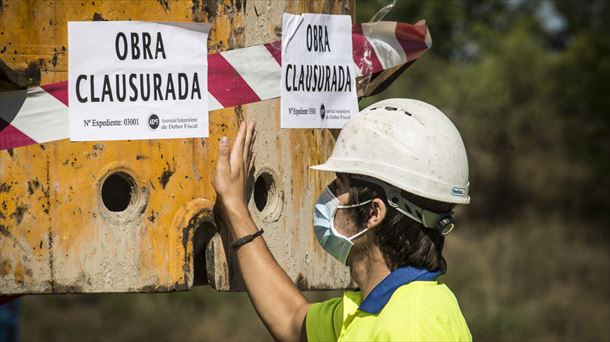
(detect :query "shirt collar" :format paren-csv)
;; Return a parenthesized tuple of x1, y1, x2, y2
(358, 266, 442, 314)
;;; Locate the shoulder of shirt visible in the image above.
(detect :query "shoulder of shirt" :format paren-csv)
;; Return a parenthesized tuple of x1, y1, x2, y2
(383, 281, 459, 312)
(375, 281, 468, 339)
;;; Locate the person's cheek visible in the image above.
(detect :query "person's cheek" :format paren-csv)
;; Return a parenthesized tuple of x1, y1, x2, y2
(333, 211, 353, 237)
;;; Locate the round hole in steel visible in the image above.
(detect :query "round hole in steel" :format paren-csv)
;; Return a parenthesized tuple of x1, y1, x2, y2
(254, 173, 272, 212)
(101, 172, 136, 212)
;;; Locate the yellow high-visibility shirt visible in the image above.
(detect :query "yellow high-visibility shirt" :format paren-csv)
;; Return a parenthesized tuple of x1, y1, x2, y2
(306, 274, 471, 341)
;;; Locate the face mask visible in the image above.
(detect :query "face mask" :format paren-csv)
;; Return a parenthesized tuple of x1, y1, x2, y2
(313, 187, 372, 265)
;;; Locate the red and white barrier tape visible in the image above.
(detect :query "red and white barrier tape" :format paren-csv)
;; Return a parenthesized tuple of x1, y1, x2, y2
(0, 20, 430, 150)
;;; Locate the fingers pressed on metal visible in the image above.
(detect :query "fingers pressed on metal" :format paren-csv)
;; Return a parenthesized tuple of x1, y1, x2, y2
(247, 131, 256, 163)
(231, 121, 247, 167)
(243, 121, 256, 164)
(248, 153, 256, 176)
(216, 136, 230, 172)
(251, 130, 257, 153)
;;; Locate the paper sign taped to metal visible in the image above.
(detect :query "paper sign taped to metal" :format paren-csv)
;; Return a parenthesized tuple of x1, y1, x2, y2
(280, 13, 358, 129)
(68, 21, 210, 141)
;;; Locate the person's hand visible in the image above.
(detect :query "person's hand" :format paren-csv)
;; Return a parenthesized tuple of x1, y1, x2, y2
(213, 120, 256, 217)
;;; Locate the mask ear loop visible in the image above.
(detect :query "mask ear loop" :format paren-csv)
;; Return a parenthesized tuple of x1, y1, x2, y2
(331, 199, 374, 242)
(337, 199, 373, 209)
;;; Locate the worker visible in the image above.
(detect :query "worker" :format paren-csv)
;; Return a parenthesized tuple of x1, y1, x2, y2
(213, 98, 472, 341)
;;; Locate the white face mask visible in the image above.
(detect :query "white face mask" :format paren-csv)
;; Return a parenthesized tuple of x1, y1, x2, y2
(313, 187, 372, 265)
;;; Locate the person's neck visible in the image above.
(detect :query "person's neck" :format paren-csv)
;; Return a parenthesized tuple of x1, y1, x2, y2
(349, 244, 391, 299)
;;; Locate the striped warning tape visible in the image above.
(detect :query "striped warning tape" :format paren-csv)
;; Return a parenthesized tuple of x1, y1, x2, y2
(0, 20, 430, 150)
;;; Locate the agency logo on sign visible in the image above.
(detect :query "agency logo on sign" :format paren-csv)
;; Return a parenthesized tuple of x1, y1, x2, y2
(148, 114, 160, 130)
(320, 103, 326, 120)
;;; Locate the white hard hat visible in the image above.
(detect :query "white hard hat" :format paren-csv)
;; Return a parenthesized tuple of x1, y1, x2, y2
(311, 98, 470, 205)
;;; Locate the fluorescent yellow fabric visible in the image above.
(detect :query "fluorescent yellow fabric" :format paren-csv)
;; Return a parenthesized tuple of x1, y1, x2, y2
(306, 281, 472, 341)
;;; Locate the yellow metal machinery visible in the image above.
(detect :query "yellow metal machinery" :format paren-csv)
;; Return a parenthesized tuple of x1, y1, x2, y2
(0, 0, 355, 294)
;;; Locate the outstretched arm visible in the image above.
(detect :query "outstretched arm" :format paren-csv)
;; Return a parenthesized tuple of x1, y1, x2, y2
(213, 121, 310, 342)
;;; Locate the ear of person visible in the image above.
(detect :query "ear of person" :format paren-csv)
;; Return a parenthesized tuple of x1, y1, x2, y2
(367, 198, 387, 230)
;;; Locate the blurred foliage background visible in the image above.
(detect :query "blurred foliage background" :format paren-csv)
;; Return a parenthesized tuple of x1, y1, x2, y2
(15, 0, 610, 341)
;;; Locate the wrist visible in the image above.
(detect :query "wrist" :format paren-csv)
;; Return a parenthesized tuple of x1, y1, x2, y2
(222, 200, 251, 220)
(218, 199, 254, 233)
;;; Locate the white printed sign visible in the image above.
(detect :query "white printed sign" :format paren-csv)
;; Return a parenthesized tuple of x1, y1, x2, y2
(280, 13, 358, 129)
(68, 21, 210, 141)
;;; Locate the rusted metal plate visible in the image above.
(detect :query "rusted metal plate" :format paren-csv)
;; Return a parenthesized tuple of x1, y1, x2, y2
(211, 0, 356, 292)
(0, 0, 355, 294)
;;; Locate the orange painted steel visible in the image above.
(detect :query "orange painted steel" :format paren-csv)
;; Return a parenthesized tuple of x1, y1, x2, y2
(0, 0, 355, 294)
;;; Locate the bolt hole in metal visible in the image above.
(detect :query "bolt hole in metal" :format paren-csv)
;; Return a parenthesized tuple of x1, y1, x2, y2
(252, 170, 283, 222)
(101, 172, 137, 212)
(254, 173, 272, 212)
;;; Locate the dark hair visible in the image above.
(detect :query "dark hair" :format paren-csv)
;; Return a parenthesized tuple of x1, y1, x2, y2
(346, 176, 454, 273)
